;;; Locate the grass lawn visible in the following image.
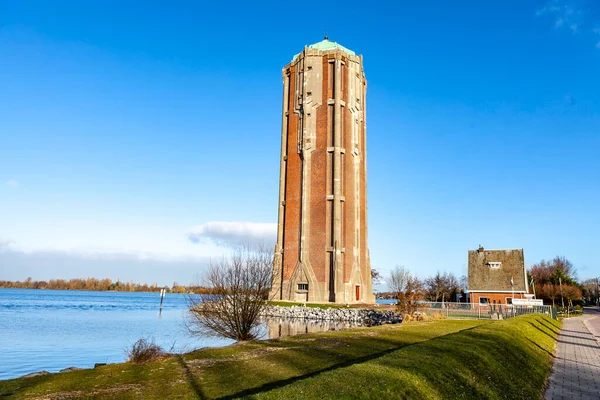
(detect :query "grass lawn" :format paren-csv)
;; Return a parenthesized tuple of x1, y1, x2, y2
(0, 314, 560, 399)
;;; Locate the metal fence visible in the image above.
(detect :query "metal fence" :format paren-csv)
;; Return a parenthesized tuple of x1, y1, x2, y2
(418, 302, 557, 320)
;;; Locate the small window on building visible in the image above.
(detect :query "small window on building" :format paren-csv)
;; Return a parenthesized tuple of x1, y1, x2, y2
(506, 297, 513, 305)
(479, 297, 490, 305)
(298, 283, 308, 291)
(307, 65, 313, 70)
(488, 262, 501, 269)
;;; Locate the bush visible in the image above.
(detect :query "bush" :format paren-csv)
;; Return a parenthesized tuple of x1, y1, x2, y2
(125, 339, 165, 363)
(396, 276, 425, 317)
(187, 246, 273, 341)
(402, 312, 444, 322)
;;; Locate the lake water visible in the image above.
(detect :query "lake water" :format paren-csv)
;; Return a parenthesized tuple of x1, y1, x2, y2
(0, 289, 390, 380)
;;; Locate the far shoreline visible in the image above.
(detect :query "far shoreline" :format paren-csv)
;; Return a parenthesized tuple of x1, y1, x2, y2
(0, 278, 202, 294)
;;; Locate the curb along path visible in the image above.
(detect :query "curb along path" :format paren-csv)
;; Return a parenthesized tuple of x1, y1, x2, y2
(545, 308, 600, 400)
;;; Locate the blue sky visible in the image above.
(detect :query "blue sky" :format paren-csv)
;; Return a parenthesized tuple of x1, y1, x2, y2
(1, 0, 599, 287)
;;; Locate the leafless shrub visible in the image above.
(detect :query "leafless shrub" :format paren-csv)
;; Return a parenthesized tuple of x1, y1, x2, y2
(389, 265, 411, 298)
(424, 271, 460, 303)
(396, 275, 425, 317)
(187, 246, 273, 341)
(125, 339, 165, 363)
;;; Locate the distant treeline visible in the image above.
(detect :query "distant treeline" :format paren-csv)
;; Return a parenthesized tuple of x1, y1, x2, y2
(0, 277, 210, 294)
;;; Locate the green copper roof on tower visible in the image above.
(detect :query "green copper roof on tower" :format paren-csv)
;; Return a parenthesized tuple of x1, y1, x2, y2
(307, 38, 355, 56)
(292, 38, 356, 61)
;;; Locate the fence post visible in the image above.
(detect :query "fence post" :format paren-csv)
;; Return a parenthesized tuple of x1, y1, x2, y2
(478, 305, 481, 319)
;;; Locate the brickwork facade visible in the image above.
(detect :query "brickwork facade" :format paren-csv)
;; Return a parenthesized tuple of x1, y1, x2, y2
(270, 40, 375, 304)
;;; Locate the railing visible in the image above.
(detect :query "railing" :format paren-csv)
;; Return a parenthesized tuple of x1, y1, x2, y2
(417, 302, 557, 320)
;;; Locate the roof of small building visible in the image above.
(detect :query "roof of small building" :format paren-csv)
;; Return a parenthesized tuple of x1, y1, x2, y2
(467, 247, 528, 292)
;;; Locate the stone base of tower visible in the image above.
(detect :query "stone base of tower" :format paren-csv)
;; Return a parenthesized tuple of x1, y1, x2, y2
(270, 274, 375, 304)
(270, 256, 375, 304)
(270, 282, 375, 304)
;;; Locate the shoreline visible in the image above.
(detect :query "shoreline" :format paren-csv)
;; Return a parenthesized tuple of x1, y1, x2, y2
(1, 315, 559, 399)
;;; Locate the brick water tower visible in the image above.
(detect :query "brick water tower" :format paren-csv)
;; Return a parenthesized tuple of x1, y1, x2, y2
(270, 38, 375, 304)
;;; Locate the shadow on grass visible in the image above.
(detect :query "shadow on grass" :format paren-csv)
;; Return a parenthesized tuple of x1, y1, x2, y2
(176, 356, 207, 400)
(528, 321, 559, 341)
(526, 337, 555, 358)
(537, 318, 561, 335)
(214, 323, 489, 400)
(217, 317, 554, 400)
(214, 344, 403, 400)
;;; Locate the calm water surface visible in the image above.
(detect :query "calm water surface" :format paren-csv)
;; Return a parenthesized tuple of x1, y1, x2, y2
(0, 288, 232, 380)
(1, 289, 388, 380)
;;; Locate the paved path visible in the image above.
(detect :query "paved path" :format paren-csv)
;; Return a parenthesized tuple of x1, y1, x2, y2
(545, 308, 600, 400)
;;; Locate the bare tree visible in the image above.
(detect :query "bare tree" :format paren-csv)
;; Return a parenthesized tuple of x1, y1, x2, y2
(187, 246, 273, 341)
(371, 269, 382, 285)
(388, 266, 424, 316)
(396, 276, 425, 316)
(389, 265, 411, 299)
(529, 256, 581, 305)
(530, 256, 578, 286)
(424, 272, 459, 303)
(539, 283, 560, 307)
(581, 278, 600, 305)
(562, 285, 582, 304)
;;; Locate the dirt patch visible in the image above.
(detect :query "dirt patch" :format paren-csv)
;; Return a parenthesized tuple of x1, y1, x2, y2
(188, 346, 302, 367)
(30, 384, 143, 400)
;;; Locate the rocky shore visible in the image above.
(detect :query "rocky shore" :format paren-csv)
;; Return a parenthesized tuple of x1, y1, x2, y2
(260, 305, 403, 326)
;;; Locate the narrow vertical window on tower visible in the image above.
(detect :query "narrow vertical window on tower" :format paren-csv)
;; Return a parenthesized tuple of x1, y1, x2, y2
(271, 38, 375, 304)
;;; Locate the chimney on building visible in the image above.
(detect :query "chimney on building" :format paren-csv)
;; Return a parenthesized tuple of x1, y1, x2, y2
(478, 245, 484, 253)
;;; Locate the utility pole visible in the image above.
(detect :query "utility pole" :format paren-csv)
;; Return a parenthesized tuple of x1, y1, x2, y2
(596, 277, 599, 307)
(559, 277, 565, 309)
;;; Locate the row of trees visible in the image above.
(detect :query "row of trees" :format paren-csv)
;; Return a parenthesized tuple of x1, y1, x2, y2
(376, 268, 466, 304)
(0, 277, 209, 294)
(378, 255, 596, 309)
(529, 256, 584, 307)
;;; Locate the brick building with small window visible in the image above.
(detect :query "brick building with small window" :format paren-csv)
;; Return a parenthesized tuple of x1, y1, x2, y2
(467, 246, 529, 305)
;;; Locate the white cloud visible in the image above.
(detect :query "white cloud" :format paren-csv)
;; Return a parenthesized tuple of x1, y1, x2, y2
(537, 0, 600, 47)
(5, 179, 19, 186)
(537, 0, 582, 33)
(0, 248, 210, 286)
(0, 237, 205, 263)
(0, 238, 212, 285)
(187, 221, 277, 248)
(0, 239, 18, 251)
(594, 27, 600, 47)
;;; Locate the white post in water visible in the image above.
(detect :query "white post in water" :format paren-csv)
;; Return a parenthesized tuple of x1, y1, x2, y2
(159, 288, 166, 313)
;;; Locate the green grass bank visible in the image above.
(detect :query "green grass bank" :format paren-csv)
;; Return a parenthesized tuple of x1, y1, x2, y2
(0, 314, 560, 399)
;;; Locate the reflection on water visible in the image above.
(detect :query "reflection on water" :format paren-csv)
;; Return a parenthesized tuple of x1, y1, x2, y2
(264, 317, 363, 339)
